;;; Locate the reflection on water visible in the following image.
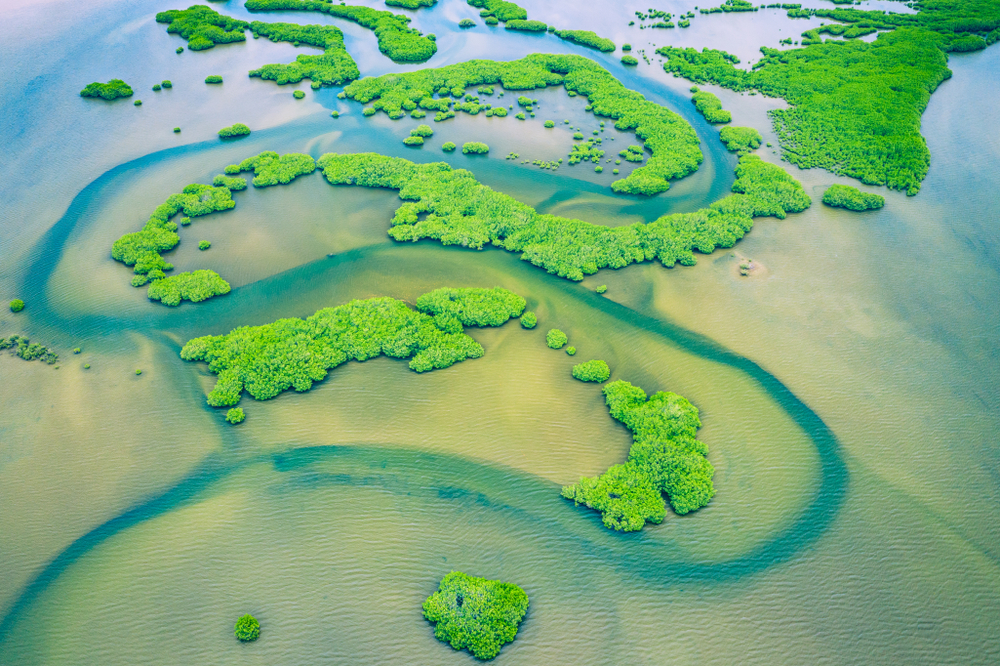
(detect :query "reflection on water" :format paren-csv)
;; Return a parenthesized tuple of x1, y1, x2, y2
(1, 0, 999, 664)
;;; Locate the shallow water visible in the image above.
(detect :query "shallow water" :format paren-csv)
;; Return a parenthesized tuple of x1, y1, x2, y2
(1, 1, 999, 664)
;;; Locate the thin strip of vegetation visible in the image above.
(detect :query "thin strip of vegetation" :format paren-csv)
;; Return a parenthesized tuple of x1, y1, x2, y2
(245, 0, 437, 63)
(341, 54, 704, 195)
(180, 287, 525, 406)
(316, 151, 810, 281)
(554, 30, 616, 52)
(562, 380, 714, 531)
(690, 86, 731, 124)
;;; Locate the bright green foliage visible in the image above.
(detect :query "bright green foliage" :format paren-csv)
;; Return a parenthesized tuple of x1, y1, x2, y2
(442, 141, 456, 151)
(133, 100, 142, 106)
(411, 124, 434, 137)
(566, 345, 577, 355)
(554, 30, 616, 52)
(153, 84, 162, 91)
(822, 184, 885, 211)
(155, 6, 248, 51)
(234, 614, 260, 641)
(619, 144, 644, 162)
(180, 288, 523, 406)
(205, 75, 223, 84)
(621, 55, 638, 66)
(79, 79, 134, 100)
(562, 380, 714, 530)
(719, 126, 762, 155)
(415, 286, 525, 331)
(505, 19, 547, 32)
(226, 407, 246, 424)
(293, 90, 306, 99)
(595, 284, 607, 293)
(386, 0, 436, 8)
(147, 270, 231, 306)
(572, 359, 610, 382)
(546, 328, 568, 349)
(459, 18, 476, 28)
(249, 21, 360, 86)
(423, 571, 528, 660)
(468, 0, 527, 22)
(212, 174, 248, 190)
(544, 120, 555, 128)
(173, 127, 181, 133)
(136, 369, 143, 375)
(176, 46, 184, 53)
(659, 28, 954, 194)
(514, 112, 526, 120)
(484, 16, 499, 25)
(403, 135, 425, 146)
(569, 139, 604, 165)
(9, 299, 24, 312)
(162, 80, 173, 88)
(462, 142, 489, 154)
(341, 53, 703, 195)
(227, 151, 317, 187)
(700, 0, 757, 13)
(315, 152, 809, 280)
(218, 123, 251, 138)
(245, 0, 437, 63)
(690, 87, 731, 124)
(112, 183, 236, 278)
(199, 240, 212, 250)
(519, 311, 536, 328)
(1, 335, 58, 365)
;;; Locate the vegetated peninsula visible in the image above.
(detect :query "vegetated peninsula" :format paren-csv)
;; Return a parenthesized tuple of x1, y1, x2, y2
(690, 86, 731, 124)
(822, 184, 885, 211)
(423, 571, 529, 660)
(342, 54, 705, 195)
(317, 150, 810, 280)
(156, 7, 360, 87)
(80, 79, 133, 100)
(469, 0, 615, 51)
(111, 152, 316, 304)
(657, 0, 1000, 194)
(180, 287, 525, 406)
(244, 0, 438, 63)
(562, 380, 714, 531)
(249, 21, 360, 87)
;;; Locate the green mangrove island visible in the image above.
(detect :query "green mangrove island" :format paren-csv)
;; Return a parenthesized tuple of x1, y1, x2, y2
(563, 380, 714, 531)
(423, 571, 529, 660)
(180, 287, 525, 406)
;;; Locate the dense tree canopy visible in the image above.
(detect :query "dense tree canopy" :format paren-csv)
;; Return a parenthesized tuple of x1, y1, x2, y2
(180, 288, 524, 406)
(245, 0, 437, 63)
(342, 54, 703, 195)
(572, 359, 611, 382)
(249, 21, 360, 86)
(80, 79, 134, 100)
(562, 380, 714, 530)
(423, 571, 529, 660)
(156, 6, 248, 51)
(659, 28, 954, 194)
(317, 151, 809, 281)
(822, 184, 885, 211)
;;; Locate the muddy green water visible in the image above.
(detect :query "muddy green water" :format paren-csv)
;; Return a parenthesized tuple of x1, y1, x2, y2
(1, 1, 998, 664)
